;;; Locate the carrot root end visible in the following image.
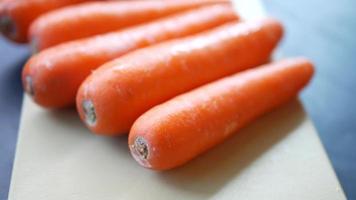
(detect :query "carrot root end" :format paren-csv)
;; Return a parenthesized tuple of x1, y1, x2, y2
(82, 100, 97, 126)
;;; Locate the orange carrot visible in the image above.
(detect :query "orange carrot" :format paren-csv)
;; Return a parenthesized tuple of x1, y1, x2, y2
(129, 58, 314, 170)
(76, 18, 284, 135)
(29, 0, 228, 51)
(22, 4, 238, 108)
(0, 0, 91, 43)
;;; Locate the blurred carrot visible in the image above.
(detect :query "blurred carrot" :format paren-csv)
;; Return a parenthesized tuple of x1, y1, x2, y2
(29, 0, 228, 51)
(76, 18, 284, 135)
(22, 4, 238, 108)
(0, 0, 91, 43)
(129, 58, 314, 170)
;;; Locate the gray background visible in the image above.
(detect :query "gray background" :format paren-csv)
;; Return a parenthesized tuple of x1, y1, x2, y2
(0, 0, 355, 199)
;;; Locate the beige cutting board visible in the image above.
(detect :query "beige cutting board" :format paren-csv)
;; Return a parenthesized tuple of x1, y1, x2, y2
(9, 0, 346, 199)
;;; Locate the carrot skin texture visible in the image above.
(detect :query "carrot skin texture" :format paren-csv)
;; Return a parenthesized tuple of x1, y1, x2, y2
(0, 0, 90, 43)
(129, 58, 314, 170)
(22, 5, 238, 108)
(76, 18, 284, 135)
(29, 0, 228, 51)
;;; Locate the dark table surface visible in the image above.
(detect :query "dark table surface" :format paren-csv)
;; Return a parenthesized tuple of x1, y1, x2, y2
(0, 0, 355, 199)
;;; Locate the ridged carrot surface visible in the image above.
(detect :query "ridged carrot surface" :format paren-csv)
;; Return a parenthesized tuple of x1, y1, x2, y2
(76, 18, 284, 135)
(22, 4, 238, 108)
(29, 0, 228, 51)
(129, 58, 314, 170)
(0, 0, 90, 43)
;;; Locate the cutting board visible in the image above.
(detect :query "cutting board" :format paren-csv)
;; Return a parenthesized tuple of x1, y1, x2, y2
(8, 0, 346, 199)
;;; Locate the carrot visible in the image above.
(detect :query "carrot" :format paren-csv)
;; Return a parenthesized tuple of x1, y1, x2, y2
(0, 0, 91, 43)
(76, 18, 284, 135)
(129, 58, 314, 170)
(29, 0, 228, 51)
(22, 4, 238, 108)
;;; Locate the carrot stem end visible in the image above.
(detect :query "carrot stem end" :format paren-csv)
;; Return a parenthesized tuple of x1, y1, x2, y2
(82, 100, 97, 126)
(30, 37, 39, 54)
(132, 137, 149, 160)
(0, 15, 17, 40)
(24, 76, 35, 97)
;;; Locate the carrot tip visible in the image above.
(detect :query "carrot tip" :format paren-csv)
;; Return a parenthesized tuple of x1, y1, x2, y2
(24, 75, 35, 96)
(82, 100, 97, 126)
(0, 15, 17, 40)
(131, 136, 149, 162)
